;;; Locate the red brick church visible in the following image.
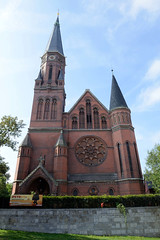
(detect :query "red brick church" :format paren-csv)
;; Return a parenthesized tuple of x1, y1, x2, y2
(12, 15, 144, 196)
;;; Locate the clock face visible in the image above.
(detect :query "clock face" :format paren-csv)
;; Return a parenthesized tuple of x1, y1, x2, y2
(48, 55, 56, 61)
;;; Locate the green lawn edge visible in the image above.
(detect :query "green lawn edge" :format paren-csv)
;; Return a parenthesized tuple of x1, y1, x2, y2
(0, 230, 159, 240)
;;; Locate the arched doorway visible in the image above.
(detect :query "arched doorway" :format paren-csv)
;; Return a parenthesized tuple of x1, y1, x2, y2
(28, 177, 50, 195)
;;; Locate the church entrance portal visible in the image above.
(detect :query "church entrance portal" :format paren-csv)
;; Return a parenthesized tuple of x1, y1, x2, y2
(28, 177, 50, 195)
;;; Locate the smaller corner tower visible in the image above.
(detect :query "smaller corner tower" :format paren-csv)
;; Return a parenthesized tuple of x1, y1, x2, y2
(54, 130, 68, 195)
(12, 133, 32, 194)
(109, 74, 144, 194)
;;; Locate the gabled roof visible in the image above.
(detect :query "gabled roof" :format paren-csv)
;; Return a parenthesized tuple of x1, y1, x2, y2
(20, 133, 32, 148)
(45, 16, 64, 55)
(109, 75, 128, 111)
(19, 162, 57, 187)
(55, 130, 67, 147)
(67, 89, 109, 114)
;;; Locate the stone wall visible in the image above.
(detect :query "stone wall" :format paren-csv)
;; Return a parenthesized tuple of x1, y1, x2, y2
(0, 207, 159, 237)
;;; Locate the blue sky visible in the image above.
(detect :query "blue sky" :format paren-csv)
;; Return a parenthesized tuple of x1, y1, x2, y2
(1, 0, 160, 182)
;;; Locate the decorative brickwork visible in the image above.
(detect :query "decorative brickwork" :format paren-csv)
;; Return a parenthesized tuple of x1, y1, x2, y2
(75, 136, 107, 166)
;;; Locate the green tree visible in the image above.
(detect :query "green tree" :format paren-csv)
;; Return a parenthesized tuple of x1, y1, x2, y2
(0, 155, 10, 197)
(0, 115, 25, 150)
(144, 144, 160, 193)
(0, 115, 25, 196)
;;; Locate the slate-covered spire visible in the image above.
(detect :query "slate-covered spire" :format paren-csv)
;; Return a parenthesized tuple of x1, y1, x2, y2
(20, 133, 32, 148)
(55, 130, 67, 147)
(109, 74, 128, 111)
(46, 15, 64, 55)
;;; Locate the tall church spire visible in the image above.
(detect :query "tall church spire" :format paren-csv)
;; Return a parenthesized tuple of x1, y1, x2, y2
(45, 15, 64, 55)
(109, 74, 128, 110)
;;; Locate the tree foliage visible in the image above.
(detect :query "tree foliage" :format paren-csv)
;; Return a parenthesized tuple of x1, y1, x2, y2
(144, 144, 160, 193)
(0, 115, 25, 150)
(0, 115, 25, 196)
(0, 156, 10, 197)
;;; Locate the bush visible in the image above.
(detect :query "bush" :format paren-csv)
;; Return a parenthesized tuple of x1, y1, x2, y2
(42, 194, 160, 209)
(0, 194, 160, 209)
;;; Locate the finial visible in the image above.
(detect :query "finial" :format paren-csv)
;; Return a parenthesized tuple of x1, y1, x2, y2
(57, 9, 59, 17)
(111, 69, 114, 76)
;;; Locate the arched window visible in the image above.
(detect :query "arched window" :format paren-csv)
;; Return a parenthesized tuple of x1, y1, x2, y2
(101, 116, 107, 129)
(134, 142, 142, 178)
(109, 188, 114, 195)
(89, 186, 98, 195)
(44, 99, 50, 119)
(51, 99, 57, 119)
(72, 188, 78, 196)
(117, 143, 123, 176)
(126, 141, 134, 177)
(79, 108, 85, 129)
(72, 117, 78, 129)
(63, 119, 66, 128)
(86, 99, 92, 129)
(48, 65, 52, 82)
(37, 99, 43, 120)
(93, 108, 100, 129)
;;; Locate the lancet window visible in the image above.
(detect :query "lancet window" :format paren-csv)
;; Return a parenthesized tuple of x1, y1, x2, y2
(101, 116, 107, 129)
(126, 141, 134, 177)
(37, 99, 43, 120)
(72, 117, 78, 129)
(93, 107, 100, 129)
(44, 99, 50, 120)
(86, 99, 92, 129)
(134, 142, 142, 178)
(79, 108, 85, 129)
(117, 143, 123, 176)
(51, 99, 57, 119)
(48, 65, 52, 82)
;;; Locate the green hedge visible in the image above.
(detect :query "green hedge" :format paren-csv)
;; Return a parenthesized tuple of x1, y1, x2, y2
(42, 194, 160, 209)
(0, 194, 160, 208)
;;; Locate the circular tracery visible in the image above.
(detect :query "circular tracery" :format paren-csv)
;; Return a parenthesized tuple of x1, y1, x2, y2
(75, 136, 107, 166)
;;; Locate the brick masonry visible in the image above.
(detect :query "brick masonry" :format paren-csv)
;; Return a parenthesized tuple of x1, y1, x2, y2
(0, 207, 160, 237)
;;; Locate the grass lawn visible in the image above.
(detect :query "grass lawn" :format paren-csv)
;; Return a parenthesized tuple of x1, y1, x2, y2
(0, 230, 160, 240)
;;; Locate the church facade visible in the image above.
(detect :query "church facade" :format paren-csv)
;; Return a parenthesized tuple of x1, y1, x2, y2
(12, 16, 144, 196)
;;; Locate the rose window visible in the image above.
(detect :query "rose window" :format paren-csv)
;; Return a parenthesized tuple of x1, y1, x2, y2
(75, 136, 107, 166)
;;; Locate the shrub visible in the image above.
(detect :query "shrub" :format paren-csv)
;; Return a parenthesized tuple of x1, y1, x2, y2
(0, 194, 160, 209)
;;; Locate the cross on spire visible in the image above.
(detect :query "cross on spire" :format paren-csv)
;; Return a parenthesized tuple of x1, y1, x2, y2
(38, 155, 45, 165)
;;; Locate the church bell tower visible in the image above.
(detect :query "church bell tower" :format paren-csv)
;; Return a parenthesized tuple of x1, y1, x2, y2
(30, 15, 66, 129)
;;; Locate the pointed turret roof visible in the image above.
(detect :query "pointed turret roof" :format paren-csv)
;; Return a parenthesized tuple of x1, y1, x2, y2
(36, 69, 42, 80)
(55, 130, 67, 147)
(20, 133, 32, 148)
(109, 75, 128, 111)
(46, 16, 64, 55)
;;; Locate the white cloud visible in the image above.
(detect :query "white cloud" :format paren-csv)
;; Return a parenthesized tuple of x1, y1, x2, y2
(136, 84, 160, 111)
(129, 0, 160, 18)
(144, 59, 160, 81)
(0, 0, 50, 33)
